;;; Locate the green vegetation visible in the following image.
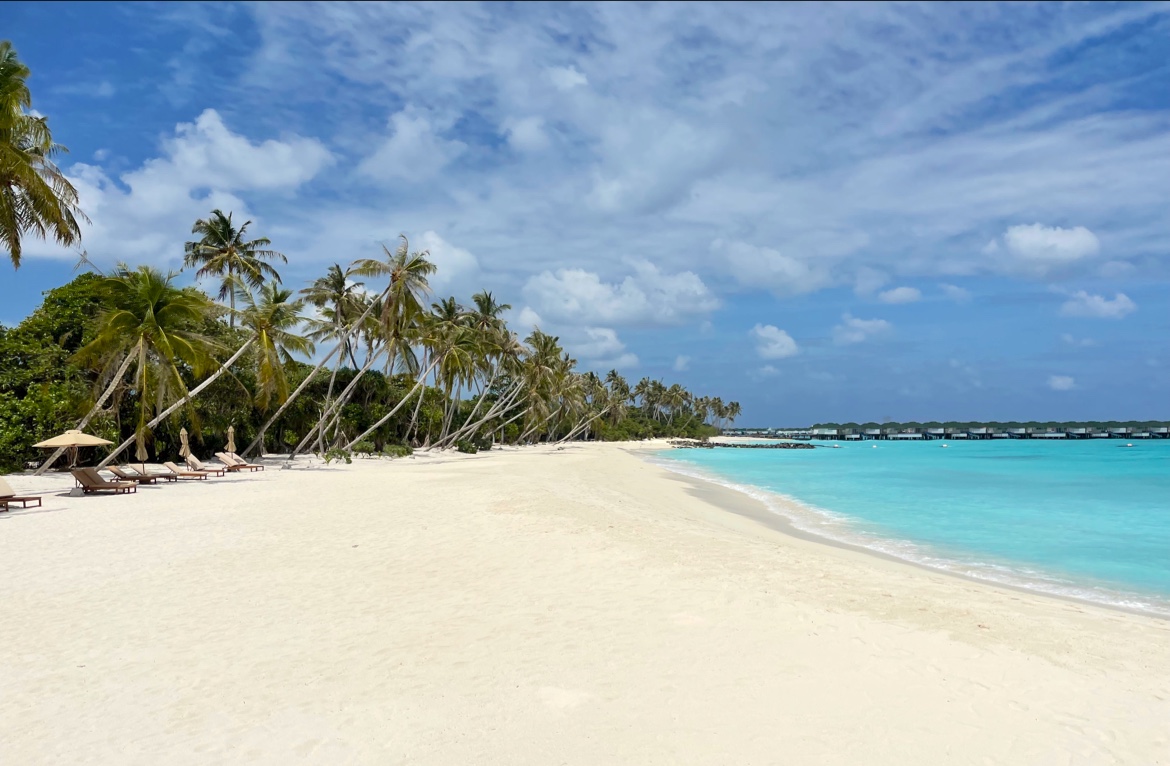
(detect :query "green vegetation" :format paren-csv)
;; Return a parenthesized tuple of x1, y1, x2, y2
(1, 245, 739, 474)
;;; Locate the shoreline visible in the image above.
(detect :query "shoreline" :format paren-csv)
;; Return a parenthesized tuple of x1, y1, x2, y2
(638, 444, 1170, 621)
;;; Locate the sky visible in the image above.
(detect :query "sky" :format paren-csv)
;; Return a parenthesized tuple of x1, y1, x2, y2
(2, 1, 1168, 425)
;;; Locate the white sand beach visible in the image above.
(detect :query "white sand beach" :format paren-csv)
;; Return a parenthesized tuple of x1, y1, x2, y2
(2, 442, 1168, 764)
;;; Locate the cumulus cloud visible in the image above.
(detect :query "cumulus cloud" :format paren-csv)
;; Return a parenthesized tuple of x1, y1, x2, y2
(1058, 291, 1136, 319)
(503, 116, 550, 152)
(548, 65, 588, 91)
(987, 224, 1100, 276)
(523, 261, 719, 327)
(717, 239, 834, 297)
(567, 327, 638, 368)
(1048, 375, 1076, 391)
(673, 355, 690, 372)
(939, 283, 971, 303)
(833, 314, 892, 345)
(750, 324, 799, 359)
(23, 109, 331, 265)
(507, 306, 544, 336)
(758, 365, 780, 377)
(358, 107, 467, 181)
(878, 286, 921, 304)
(413, 231, 480, 295)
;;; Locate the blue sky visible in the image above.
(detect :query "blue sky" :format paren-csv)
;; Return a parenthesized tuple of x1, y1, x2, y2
(2, 2, 1168, 425)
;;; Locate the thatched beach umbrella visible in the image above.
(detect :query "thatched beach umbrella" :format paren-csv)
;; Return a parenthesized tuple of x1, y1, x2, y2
(134, 432, 150, 474)
(32, 430, 113, 468)
(225, 426, 236, 455)
(179, 427, 191, 459)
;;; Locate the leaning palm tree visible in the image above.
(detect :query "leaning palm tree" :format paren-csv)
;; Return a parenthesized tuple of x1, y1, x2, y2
(290, 237, 435, 456)
(64, 265, 219, 469)
(183, 209, 285, 327)
(1, 40, 86, 268)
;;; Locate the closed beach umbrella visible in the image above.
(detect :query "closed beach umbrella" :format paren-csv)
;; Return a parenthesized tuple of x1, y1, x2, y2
(179, 427, 191, 458)
(226, 426, 236, 455)
(33, 429, 114, 468)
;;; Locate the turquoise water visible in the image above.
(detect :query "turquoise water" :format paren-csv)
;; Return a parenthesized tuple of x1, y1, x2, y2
(656, 439, 1170, 615)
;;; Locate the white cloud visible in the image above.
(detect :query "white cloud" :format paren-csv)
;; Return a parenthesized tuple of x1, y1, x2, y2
(833, 314, 892, 345)
(412, 231, 480, 295)
(939, 283, 971, 303)
(990, 223, 1100, 275)
(230, 2, 1170, 305)
(1058, 291, 1136, 319)
(1048, 375, 1076, 391)
(758, 365, 780, 377)
(24, 109, 331, 265)
(567, 327, 638, 369)
(523, 261, 719, 327)
(358, 107, 466, 182)
(507, 306, 544, 336)
(1061, 333, 1097, 348)
(673, 355, 690, 372)
(503, 116, 550, 152)
(548, 66, 588, 91)
(750, 324, 799, 359)
(1098, 260, 1135, 278)
(878, 286, 921, 304)
(717, 239, 834, 297)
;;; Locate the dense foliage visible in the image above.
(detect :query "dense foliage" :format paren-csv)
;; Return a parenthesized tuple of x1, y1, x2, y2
(0, 265, 737, 473)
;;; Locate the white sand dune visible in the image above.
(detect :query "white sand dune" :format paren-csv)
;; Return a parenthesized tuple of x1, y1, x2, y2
(2, 443, 1167, 764)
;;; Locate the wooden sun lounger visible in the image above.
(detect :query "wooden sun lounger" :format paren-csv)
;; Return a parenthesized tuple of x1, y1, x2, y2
(108, 466, 162, 485)
(0, 477, 42, 511)
(186, 456, 227, 476)
(123, 465, 179, 482)
(71, 467, 137, 495)
(163, 462, 210, 480)
(217, 452, 265, 472)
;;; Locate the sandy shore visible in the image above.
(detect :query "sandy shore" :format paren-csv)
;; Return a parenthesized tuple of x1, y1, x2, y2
(2, 442, 1168, 764)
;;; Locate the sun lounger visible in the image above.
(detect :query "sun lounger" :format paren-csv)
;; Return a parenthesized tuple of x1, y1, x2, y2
(108, 466, 162, 485)
(124, 465, 179, 482)
(163, 461, 210, 480)
(186, 456, 227, 476)
(0, 476, 43, 511)
(71, 467, 136, 495)
(216, 452, 264, 472)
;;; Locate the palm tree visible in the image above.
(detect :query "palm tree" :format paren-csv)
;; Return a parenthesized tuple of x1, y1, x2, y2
(1, 40, 86, 268)
(291, 237, 435, 455)
(183, 209, 285, 327)
(301, 263, 366, 368)
(67, 265, 218, 467)
(241, 282, 314, 412)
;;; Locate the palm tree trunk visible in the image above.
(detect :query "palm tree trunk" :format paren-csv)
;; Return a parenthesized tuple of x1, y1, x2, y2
(435, 372, 516, 449)
(98, 338, 256, 468)
(291, 342, 388, 457)
(241, 339, 343, 457)
(435, 371, 507, 449)
(343, 356, 442, 450)
(34, 351, 138, 475)
(520, 405, 561, 444)
(556, 407, 610, 445)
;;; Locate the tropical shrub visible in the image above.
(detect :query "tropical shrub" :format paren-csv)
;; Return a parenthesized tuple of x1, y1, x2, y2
(455, 440, 478, 454)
